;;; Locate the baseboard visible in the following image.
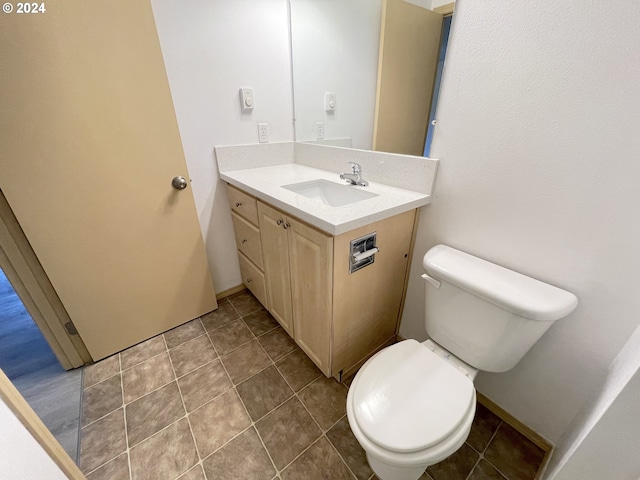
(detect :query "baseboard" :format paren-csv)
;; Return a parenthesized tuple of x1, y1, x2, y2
(215, 284, 247, 301)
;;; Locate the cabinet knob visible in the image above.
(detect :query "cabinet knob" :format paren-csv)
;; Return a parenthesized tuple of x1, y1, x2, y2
(241, 239, 248, 244)
(283, 222, 290, 229)
(235, 202, 242, 207)
(276, 219, 283, 226)
(246, 277, 253, 283)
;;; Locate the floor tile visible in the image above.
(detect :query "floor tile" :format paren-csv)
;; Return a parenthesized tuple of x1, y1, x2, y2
(120, 335, 166, 370)
(237, 365, 293, 421)
(229, 291, 263, 316)
(125, 381, 185, 446)
(178, 359, 232, 412)
(298, 376, 347, 430)
(242, 309, 279, 336)
(257, 327, 298, 361)
(281, 437, 353, 480)
(130, 418, 198, 480)
(122, 352, 174, 403)
(82, 374, 123, 426)
(220, 339, 272, 384)
(84, 355, 120, 388)
(80, 408, 127, 474)
(202, 427, 276, 480)
(467, 403, 502, 453)
(276, 349, 322, 392)
(327, 416, 373, 480)
(209, 319, 254, 355)
(164, 319, 205, 349)
(86, 452, 129, 480)
(169, 334, 217, 378)
(468, 459, 508, 480)
(255, 397, 322, 470)
(484, 423, 545, 480)
(189, 389, 251, 458)
(178, 464, 206, 480)
(427, 443, 479, 480)
(201, 302, 240, 332)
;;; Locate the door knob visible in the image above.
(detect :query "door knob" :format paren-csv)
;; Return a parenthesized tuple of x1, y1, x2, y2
(171, 176, 188, 190)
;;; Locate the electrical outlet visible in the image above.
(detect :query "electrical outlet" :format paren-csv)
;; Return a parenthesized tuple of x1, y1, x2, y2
(258, 123, 269, 143)
(316, 122, 325, 140)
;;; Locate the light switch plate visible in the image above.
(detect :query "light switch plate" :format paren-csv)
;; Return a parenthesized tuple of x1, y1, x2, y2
(240, 87, 254, 112)
(325, 92, 336, 112)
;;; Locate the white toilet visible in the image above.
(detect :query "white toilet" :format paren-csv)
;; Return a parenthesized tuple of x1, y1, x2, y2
(346, 244, 578, 480)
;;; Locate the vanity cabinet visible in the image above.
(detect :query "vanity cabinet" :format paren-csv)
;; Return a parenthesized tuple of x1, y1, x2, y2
(258, 201, 333, 373)
(227, 186, 268, 308)
(226, 184, 416, 380)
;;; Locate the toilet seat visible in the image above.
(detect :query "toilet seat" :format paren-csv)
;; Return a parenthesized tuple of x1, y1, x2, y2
(350, 340, 475, 455)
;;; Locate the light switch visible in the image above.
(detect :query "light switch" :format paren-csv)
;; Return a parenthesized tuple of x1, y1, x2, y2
(239, 88, 254, 112)
(325, 92, 336, 113)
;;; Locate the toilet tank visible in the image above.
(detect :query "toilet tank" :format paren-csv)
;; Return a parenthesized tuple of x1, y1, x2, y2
(422, 245, 578, 372)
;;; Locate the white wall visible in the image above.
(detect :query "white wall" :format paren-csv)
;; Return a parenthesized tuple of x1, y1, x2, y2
(0, 399, 67, 480)
(150, 0, 294, 292)
(399, 0, 640, 443)
(290, 0, 382, 149)
(546, 323, 640, 479)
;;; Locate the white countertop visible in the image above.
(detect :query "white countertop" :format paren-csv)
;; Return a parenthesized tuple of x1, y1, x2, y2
(220, 164, 430, 235)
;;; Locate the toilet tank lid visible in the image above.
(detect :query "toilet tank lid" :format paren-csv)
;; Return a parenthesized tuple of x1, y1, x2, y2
(423, 245, 578, 321)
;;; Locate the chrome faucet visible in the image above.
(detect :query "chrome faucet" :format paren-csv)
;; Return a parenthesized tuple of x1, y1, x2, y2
(340, 162, 369, 186)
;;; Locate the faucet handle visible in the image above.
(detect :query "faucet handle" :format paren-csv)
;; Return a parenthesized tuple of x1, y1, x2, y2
(347, 161, 361, 173)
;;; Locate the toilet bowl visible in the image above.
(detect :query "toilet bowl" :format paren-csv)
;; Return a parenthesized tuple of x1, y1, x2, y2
(346, 245, 578, 480)
(346, 339, 477, 480)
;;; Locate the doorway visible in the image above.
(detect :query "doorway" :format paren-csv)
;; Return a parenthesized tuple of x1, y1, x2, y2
(0, 266, 83, 462)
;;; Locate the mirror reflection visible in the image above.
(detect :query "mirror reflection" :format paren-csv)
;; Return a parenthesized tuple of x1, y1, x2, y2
(290, 0, 454, 157)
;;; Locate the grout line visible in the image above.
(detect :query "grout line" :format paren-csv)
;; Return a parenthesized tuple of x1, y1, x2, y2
(165, 334, 205, 475)
(481, 420, 516, 480)
(79, 356, 128, 477)
(119, 335, 168, 372)
(75, 366, 86, 465)
(120, 354, 133, 480)
(174, 357, 220, 382)
(208, 350, 281, 476)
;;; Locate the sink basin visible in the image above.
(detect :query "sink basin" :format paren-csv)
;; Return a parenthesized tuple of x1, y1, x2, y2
(282, 179, 378, 207)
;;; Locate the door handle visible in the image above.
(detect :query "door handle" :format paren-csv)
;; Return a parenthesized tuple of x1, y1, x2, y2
(171, 176, 188, 190)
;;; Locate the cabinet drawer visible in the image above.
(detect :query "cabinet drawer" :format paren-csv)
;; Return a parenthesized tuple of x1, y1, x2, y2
(238, 252, 267, 309)
(231, 211, 263, 269)
(227, 184, 258, 226)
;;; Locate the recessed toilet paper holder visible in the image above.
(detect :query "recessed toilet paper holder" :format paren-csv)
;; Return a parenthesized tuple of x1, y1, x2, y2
(349, 232, 378, 274)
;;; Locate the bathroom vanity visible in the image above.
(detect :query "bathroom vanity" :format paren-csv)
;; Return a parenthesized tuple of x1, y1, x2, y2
(217, 141, 438, 380)
(227, 183, 416, 380)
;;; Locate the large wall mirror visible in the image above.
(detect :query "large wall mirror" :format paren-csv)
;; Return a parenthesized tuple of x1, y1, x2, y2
(289, 0, 454, 157)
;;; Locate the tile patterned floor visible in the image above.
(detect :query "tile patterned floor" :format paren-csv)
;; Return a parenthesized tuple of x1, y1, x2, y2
(80, 291, 546, 480)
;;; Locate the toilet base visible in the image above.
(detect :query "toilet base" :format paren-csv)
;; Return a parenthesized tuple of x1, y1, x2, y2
(367, 454, 428, 480)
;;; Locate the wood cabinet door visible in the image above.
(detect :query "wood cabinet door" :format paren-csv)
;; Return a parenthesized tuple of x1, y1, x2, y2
(257, 202, 294, 336)
(288, 218, 333, 376)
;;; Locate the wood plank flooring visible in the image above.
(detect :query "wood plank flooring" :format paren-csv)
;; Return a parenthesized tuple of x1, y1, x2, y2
(0, 268, 83, 462)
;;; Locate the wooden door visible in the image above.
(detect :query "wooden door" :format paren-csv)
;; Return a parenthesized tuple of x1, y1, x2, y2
(373, 0, 443, 155)
(257, 202, 294, 336)
(0, 0, 217, 360)
(288, 218, 333, 376)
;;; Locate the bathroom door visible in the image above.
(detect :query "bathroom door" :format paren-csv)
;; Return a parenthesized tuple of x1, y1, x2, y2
(373, 0, 443, 155)
(0, 0, 217, 360)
